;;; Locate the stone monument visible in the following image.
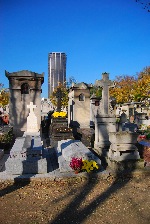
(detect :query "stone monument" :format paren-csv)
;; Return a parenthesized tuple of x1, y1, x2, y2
(94, 73, 116, 154)
(68, 82, 95, 146)
(5, 70, 44, 137)
(5, 102, 47, 175)
(26, 102, 39, 134)
(68, 82, 91, 129)
(50, 87, 73, 147)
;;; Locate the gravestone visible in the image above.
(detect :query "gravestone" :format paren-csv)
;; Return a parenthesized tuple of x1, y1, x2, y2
(5, 135, 47, 174)
(50, 87, 73, 147)
(26, 102, 39, 133)
(5, 102, 47, 175)
(5, 70, 44, 137)
(56, 139, 101, 172)
(94, 73, 116, 154)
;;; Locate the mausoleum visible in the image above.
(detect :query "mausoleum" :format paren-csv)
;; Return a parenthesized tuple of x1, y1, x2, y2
(5, 70, 44, 137)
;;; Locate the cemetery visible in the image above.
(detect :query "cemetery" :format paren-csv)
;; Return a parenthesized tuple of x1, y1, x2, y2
(0, 70, 150, 182)
(0, 70, 150, 224)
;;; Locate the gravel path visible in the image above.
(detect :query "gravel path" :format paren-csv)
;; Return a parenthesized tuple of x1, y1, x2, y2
(0, 174, 150, 224)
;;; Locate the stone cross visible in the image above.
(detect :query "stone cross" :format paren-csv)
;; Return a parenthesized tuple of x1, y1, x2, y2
(55, 87, 63, 112)
(95, 73, 115, 115)
(27, 102, 36, 114)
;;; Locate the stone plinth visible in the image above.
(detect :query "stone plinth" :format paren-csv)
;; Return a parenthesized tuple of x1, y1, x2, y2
(107, 132, 140, 162)
(50, 117, 74, 147)
(5, 135, 47, 174)
(109, 132, 139, 144)
(94, 115, 116, 154)
(56, 139, 101, 173)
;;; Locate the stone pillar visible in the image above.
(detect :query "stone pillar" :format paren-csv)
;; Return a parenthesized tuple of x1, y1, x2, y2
(5, 70, 44, 137)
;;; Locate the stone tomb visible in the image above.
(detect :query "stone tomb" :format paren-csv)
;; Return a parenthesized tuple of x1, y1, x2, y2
(107, 132, 140, 162)
(5, 70, 44, 137)
(5, 135, 47, 174)
(56, 139, 101, 172)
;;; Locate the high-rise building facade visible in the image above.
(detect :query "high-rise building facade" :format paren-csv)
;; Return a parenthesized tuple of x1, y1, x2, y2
(48, 52, 67, 97)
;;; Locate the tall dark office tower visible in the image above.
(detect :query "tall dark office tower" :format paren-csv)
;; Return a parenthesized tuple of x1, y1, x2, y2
(48, 52, 67, 97)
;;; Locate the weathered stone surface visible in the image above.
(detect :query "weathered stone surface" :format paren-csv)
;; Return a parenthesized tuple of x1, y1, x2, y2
(5, 135, 47, 174)
(56, 139, 101, 173)
(107, 132, 140, 162)
(68, 82, 91, 129)
(109, 132, 139, 144)
(5, 70, 44, 137)
(5, 158, 47, 174)
(94, 73, 116, 152)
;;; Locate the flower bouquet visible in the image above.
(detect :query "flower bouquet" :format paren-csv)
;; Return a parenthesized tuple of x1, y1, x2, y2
(82, 160, 99, 173)
(70, 157, 99, 174)
(52, 111, 67, 118)
(70, 157, 83, 174)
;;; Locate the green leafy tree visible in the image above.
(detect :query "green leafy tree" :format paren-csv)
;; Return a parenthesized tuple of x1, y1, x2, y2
(90, 86, 102, 98)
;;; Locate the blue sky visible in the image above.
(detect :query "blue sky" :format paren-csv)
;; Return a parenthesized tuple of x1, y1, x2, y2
(0, 0, 150, 98)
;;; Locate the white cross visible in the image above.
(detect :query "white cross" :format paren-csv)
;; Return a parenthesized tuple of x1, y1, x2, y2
(27, 102, 36, 114)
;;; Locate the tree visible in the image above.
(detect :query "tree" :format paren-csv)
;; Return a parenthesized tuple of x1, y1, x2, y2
(90, 85, 102, 98)
(0, 83, 9, 108)
(132, 66, 150, 104)
(50, 83, 68, 108)
(109, 66, 150, 105)
(66, 76, 78, 88)
(109, 75, 137, 104)
(135, 0, 150, 13)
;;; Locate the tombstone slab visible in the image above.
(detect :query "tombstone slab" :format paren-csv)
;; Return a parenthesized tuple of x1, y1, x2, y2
(5, 135, 47, 174)
(56, 139, 101, 172)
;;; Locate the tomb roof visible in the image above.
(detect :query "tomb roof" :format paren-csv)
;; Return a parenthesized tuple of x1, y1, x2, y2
(5, 70, 44, 82)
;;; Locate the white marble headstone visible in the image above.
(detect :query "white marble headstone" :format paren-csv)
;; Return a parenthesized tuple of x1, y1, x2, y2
(26, 102, 39, 133)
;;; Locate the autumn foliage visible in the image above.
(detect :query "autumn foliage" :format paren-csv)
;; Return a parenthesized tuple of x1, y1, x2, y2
(109, 67, 150, 104)
(0, 83, 9, 108)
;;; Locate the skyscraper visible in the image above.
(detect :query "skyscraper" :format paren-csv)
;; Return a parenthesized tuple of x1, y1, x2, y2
(48, 52, 67, 97)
